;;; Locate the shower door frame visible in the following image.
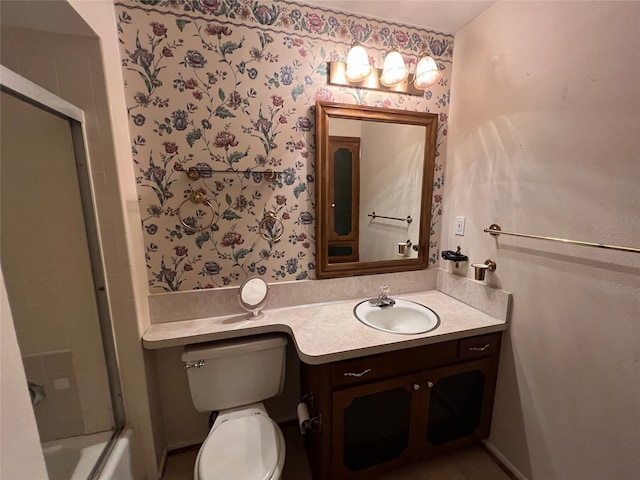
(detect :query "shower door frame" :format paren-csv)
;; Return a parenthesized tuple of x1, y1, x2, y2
(0, 65, 126, 471)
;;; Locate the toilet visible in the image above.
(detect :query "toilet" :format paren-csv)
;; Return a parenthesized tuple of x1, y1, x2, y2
(181, 335, 288, 480)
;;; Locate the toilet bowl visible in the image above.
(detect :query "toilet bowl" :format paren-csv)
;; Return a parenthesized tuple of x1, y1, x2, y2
(194, 404, 285, 480)
(181, 335, 288, 480)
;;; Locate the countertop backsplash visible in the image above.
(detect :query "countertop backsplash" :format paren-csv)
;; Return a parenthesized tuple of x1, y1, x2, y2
(148, 268, 510, 325)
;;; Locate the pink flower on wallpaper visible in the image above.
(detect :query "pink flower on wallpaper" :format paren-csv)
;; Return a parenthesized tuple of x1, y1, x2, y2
(162, 46, 173, 58)
(214, 131, 239, 148)
(306, 13, 325, 32)
(271, 95, 284, 107)
(151, 22, 167, 37)
(184, 78, 198, 89)
(314, 87, 334, 103)
(221, 232, 244, 247)
(201, 0, 221, 14)
(163, 142, 178, 154)
(393, 29, 409, 47)
(205, 24, 232, 36)
(173, 245, 188, 256)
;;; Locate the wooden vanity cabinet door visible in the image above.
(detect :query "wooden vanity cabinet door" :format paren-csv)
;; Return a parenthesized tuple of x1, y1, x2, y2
(417, 356, 500, 457)
(331, 373, 426, 479)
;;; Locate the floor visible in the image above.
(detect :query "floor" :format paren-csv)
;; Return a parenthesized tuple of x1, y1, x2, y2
(162, 422, 513, 480)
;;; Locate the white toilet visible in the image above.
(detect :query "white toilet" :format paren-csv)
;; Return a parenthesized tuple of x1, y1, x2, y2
(181, 335, 288, 480)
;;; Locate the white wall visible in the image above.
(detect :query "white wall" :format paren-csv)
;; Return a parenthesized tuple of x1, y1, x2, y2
(445, 2, 640, 479)
(0, 270, 48, 480)
(360, 122, 424, 261)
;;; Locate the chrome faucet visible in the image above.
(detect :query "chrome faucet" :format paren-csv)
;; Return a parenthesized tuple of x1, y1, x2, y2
(368, 284, 396, 308)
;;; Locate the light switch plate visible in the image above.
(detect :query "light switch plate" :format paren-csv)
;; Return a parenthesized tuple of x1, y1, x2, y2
(455, 216, 466, 236)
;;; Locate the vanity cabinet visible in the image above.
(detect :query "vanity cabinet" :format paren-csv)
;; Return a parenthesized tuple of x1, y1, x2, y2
(300, 332, 501, 480)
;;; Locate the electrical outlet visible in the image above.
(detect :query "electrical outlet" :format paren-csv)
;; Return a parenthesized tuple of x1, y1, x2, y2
(455, 216, 466, 236)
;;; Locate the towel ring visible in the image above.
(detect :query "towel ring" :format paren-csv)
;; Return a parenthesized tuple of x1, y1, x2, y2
(259, 211, 284, 244)
(177, 191, 216, 232)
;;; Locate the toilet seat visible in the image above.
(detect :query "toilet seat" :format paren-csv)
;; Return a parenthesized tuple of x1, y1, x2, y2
(195, 407, 285, 480)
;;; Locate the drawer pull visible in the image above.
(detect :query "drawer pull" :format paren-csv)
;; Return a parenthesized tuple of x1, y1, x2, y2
(468, 343, 491, 352)
(344, 368, 372, 378)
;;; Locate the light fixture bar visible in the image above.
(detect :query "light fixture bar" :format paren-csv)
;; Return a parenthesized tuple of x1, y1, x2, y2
(328, 61, 423, 97)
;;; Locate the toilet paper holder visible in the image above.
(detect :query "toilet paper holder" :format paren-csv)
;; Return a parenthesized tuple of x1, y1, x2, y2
(298, 395, 321, 434)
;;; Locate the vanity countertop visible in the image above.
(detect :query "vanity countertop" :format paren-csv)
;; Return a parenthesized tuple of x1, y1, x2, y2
(142, 290, 507, 364)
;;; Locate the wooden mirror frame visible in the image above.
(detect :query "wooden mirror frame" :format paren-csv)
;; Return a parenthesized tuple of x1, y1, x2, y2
(315, 101, 438, 279)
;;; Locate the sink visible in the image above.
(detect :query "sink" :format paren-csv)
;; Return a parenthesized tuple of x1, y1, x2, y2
(353, 298, 440, 334)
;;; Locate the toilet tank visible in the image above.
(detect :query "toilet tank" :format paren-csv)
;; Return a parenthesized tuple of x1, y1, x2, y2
(181, 335, 287, 412)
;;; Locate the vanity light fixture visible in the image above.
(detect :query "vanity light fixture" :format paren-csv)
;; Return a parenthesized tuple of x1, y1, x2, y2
(329, 44, 441, 96)
(345, 42, 371, 82)
(414, 54, 442, 89)
(380, 50, 408, 87)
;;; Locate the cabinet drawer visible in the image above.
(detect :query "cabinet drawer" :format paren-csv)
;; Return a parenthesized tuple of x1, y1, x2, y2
(331, 340, 458, 388)
(458, 333, 500, 361)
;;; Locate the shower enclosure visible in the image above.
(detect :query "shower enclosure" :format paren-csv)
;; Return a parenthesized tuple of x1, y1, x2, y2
(0, 74, 125, 479)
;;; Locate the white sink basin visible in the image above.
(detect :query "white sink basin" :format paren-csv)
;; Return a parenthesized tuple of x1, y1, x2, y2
(353, 298, 440, 334)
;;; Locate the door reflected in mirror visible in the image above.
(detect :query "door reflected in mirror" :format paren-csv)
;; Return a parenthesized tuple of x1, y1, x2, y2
(316, 102, 437, 279)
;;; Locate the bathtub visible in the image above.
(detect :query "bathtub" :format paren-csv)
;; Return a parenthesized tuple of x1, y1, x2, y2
(42, 427, 134, 480)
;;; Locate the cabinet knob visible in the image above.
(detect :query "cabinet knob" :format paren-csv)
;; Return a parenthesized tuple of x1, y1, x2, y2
(427, 381, 434, 388)
(413, 383, 420, 391)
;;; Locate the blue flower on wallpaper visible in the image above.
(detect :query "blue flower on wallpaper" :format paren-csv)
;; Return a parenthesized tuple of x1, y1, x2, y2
(294, 116, 312, 131)
(171, 110, 189, 130)
(280, 65, 294, 85)
(195, 162, 213, 177)
(285, 257, 298, 274)
(297, 211, 313, 225)
(282, 167, 296, 185)
(203, 261, 222, 276)
(133, 114, 146, 126)
(183, 50, 207, 68)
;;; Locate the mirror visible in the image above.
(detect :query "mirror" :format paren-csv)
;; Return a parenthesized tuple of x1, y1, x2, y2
(315, 101, 437, 279)
(238, 276, 269, 319)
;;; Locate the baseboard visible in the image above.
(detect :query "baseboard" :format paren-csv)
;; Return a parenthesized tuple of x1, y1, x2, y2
(482, 440, 529, 480)
(167, 439, 203, 452)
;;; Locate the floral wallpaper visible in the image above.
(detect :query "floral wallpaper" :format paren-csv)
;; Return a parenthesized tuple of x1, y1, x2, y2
(115, 0, 453, 292)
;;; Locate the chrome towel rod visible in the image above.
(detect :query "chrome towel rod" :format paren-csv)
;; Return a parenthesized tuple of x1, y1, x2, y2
(368, 212, 413, 224)
(484, 224, 640, 254)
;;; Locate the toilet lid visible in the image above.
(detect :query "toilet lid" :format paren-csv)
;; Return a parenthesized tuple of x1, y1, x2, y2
(198, 414, 281, 480)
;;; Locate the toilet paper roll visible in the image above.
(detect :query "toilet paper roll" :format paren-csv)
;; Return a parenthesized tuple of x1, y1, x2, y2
(297, 402, 311, 434)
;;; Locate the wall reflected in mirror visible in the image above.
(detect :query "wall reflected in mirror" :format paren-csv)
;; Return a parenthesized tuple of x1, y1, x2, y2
(328, 118, 425, 263)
